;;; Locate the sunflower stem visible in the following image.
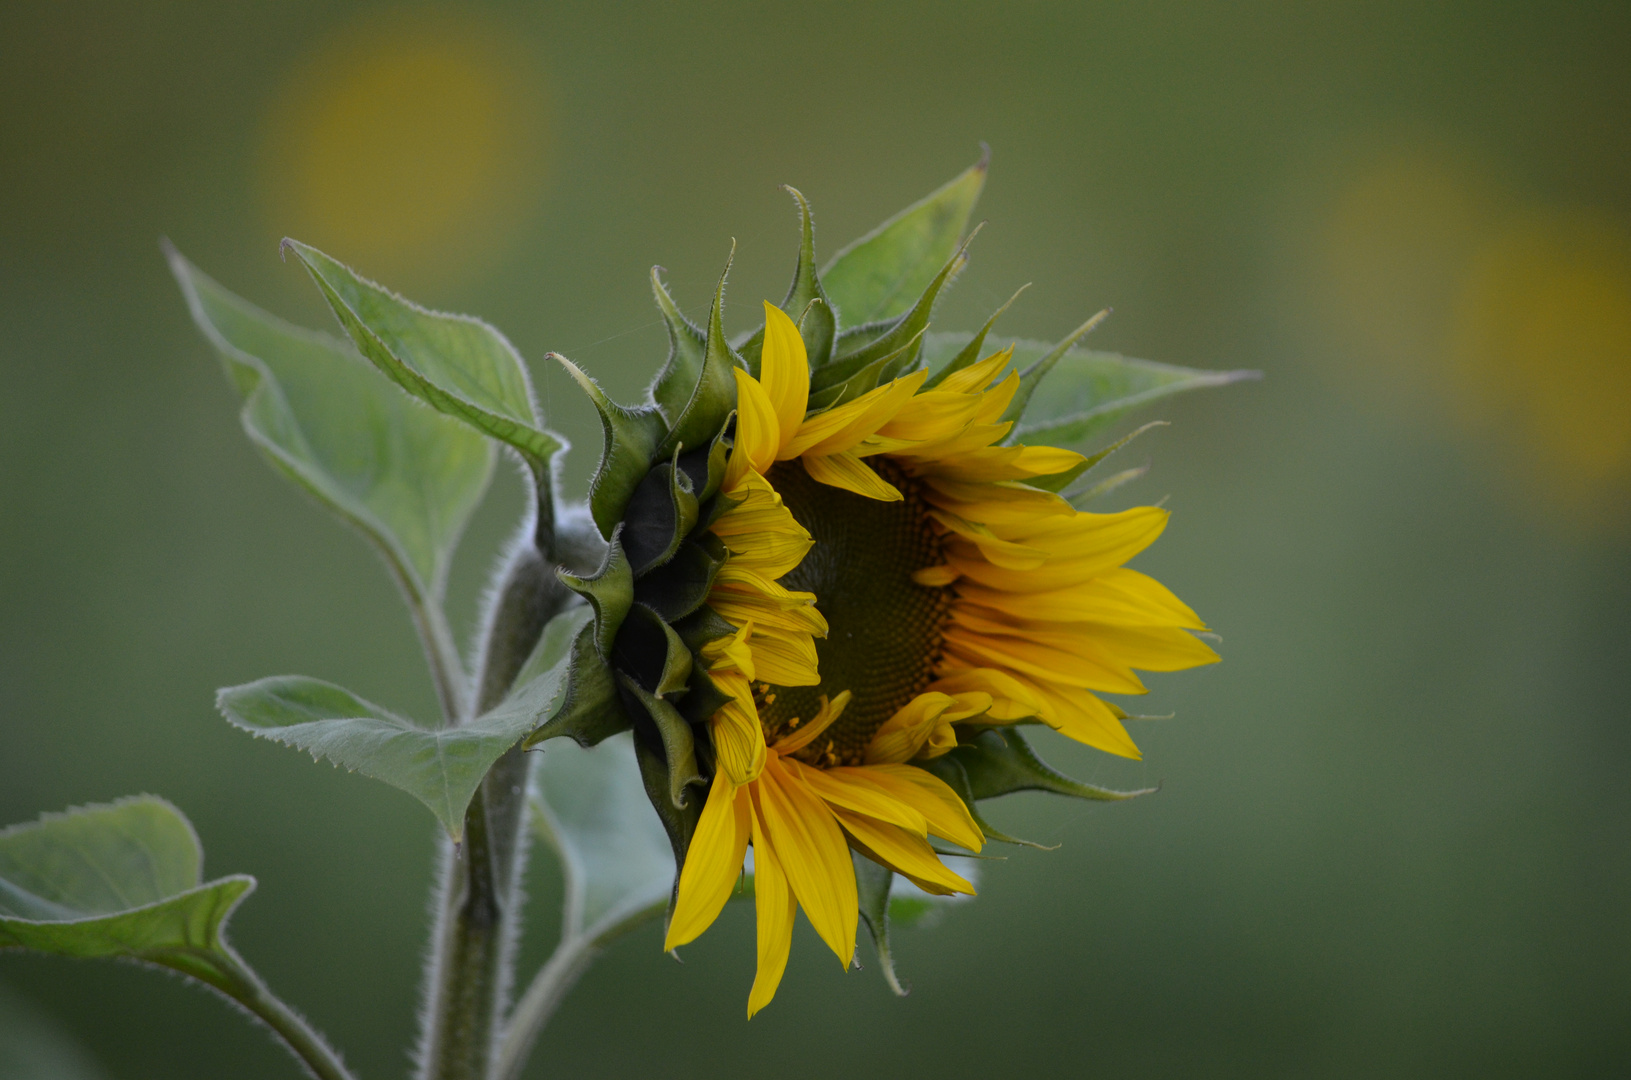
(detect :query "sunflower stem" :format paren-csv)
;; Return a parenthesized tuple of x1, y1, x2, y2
(416, 503, 579, 1080)
(203, 945, 358, 1080)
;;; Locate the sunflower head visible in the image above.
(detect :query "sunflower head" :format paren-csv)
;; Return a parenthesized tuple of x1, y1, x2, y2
(526, 157, 1228, 1013)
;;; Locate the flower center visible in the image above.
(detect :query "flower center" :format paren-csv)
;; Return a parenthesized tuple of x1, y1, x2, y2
(756, 457, 954, 765)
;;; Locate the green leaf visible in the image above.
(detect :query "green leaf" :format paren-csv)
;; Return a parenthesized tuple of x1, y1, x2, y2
(282, 239, 565, 484)
(556, 355, 667, 540)
(216, 609, 584, 840)
(822, 149, 987, 326)
(0, 798, 253, 983)
(531, 732, 673, 940)
(1013, 350, 1260, 447)
(167, 245, 494, 608)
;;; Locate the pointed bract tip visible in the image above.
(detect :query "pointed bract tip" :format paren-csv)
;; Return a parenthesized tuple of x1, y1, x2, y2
(975, 142, 991, 170)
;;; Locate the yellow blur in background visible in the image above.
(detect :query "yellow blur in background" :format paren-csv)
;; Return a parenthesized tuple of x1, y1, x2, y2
(1304, 146, 1631, 522)
(258, 11, 549, 290)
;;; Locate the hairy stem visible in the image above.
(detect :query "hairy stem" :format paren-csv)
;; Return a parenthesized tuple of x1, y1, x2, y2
(416, 530, 577, 1080)
(202, 946, 358, 1080)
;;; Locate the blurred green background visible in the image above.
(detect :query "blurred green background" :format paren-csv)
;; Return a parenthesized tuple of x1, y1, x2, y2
(3, 1, 1629, 1076)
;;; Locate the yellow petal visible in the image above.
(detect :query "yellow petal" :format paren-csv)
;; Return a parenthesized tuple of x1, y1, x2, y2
(971, 369, 1020, 423)
(710, 674, 767, 785)
(912, 564, 961, 587)
(700, 622, 756, 678)
(710, 566, 827, 636)
(755, 755, 857, 967)
(927, 509, 1049, 569)
(665, 773, 750, 951)
(942, 627, 1148, 694)
(955, 572, 1205, 629)
(944, 507, 1169, 591)
(935, 348, 1013, 395)
(802, 451, 904, 501)
(928, 665, 1046, 722)
(781, 370, 927, 459)
(781, 756, 928, 835)
(876, 389, 984, 442)
(746, 788, 796, 1018)
(1030, 682, 1143, 759)
(743, 625, 821, 687)
(833, 809, 973, 895)
(863, 691, 990, 765)
(726, 369, 780, 488)
(827, 763, 985, 852)
(770, 690, 851, 755)
(1079, 622, 1222, 672)
(760, 303, 811, 454)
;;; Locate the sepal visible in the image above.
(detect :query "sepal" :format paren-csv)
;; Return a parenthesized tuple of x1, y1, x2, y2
(649, 268, 710, 426)
(740, 187, 837, 375)
(806, 328, 927, 411)
(1066, 465, 1149, 505)
(816, 226, 980, 396)
(558, 527, 634, 660)
(620, 448, 701, 576)
(920, 727, 1154, 848)
(1000, 309, 1112, 426)
(656, 249, 743, 459)
(613, 604, 695, 699)
(522, 619, 629, 749)
(633, 533, 729, 623)
(618, 674, 703, 810)
(1025, 421, 1167, 493)
(854, 853, 908, 996)
(953, 727, 1153, 802)
(556, 354, 667, 540)
(633, 726, 703, 902)
(924, 283, 1029, 389)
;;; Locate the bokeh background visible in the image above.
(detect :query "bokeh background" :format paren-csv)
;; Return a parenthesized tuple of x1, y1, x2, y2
(3, 2, 1629, 1076)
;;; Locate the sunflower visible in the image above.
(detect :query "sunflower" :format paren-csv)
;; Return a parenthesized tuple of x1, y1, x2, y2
(653, 303, 1217, 1013)
(527, 176, 1221, 1017)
